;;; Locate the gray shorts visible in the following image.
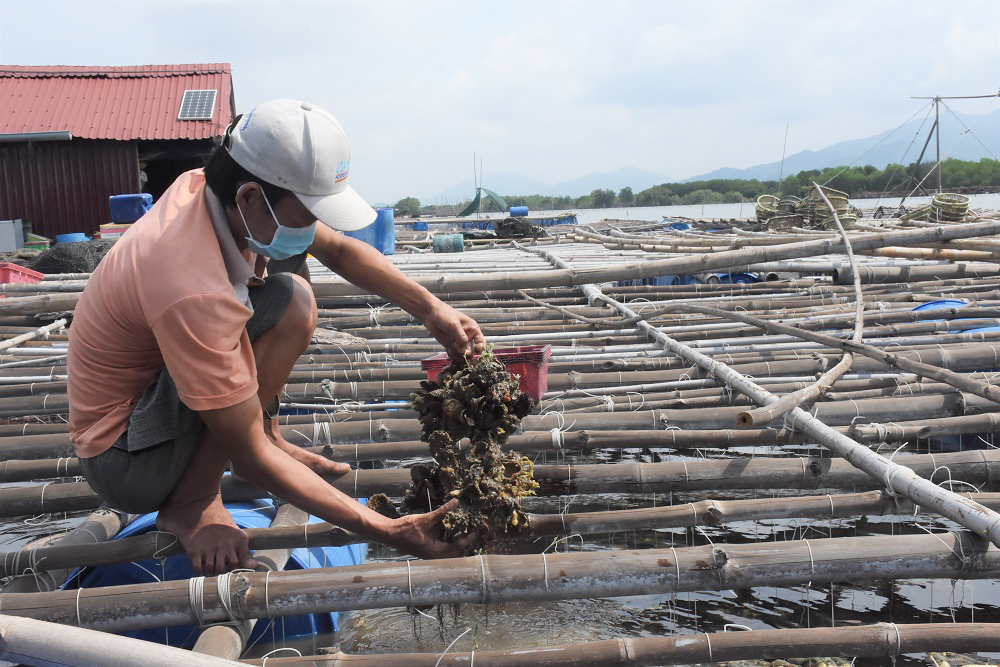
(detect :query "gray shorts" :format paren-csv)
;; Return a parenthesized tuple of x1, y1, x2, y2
(79, 273, 297, 514)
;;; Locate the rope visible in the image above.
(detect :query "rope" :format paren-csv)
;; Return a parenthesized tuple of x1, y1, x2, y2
(549, 427, 563, 451)
(670, 546, 681, 590)
(264, 570, 272, 616)
(889, 622, 902, 655)
(76, 586, 84, 626)
(434, 627, 472, 667)
(188, 575, 207, 626)
(479, 554, 489, 603)
(218, 570, 253, 624)
(406, 559, 415, 607)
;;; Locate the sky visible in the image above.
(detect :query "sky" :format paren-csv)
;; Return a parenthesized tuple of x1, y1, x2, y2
(1, 0, 998, 205)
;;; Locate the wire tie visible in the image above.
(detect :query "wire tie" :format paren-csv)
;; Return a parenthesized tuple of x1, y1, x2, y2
(704, 633, 713, 662)
(76, 586, 84, 626)
(890, 622, 902, 655)
(670, 546, 681, 590)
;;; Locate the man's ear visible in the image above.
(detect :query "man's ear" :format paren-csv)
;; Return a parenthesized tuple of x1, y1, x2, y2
(234, 182, 261, 210)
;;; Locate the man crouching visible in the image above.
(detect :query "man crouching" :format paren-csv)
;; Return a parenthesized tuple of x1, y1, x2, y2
(68, 100, 482, 574)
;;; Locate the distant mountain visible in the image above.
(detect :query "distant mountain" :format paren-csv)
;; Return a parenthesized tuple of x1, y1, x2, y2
(549, 167, 672, 198)
(424, 166, 670, 203)
(685, 108, 1000, 183)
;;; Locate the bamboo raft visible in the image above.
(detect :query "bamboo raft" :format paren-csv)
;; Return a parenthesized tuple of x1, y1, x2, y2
(2, 204, 1000, 665)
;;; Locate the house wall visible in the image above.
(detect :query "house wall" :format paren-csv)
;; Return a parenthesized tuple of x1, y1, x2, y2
(0, 138, 139, 239)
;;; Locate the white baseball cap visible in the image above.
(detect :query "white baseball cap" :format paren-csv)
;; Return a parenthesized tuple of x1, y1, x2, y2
(225, 99, 376, 231)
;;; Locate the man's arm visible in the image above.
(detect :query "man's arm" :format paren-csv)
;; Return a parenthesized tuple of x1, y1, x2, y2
(307, 225, 485, 360)
(200, 396, 472, 559)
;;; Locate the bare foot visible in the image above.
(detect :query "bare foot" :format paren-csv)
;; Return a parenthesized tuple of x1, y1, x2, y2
(156, 493, 258, 576)
(264, 424, 351, 476)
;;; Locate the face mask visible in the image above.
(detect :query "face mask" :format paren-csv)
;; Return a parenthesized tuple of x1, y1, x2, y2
(235, 184, 317, 260)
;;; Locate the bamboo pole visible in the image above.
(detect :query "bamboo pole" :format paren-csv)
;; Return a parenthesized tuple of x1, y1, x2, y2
(1, 449, 997, 518)
(835, 262, 1000, 284)
(245, 623, 1000, 667)
(0, 319, 67, 353)
(11, 490, 1000, 579)
(1, 533, 997, 633)
(0, 614, 245, 666)
(1, 508, 128, 595)
(0, 293, 80, 317)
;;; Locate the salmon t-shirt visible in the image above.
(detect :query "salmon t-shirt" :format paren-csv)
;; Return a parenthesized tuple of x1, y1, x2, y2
(68, 169, 260, 459)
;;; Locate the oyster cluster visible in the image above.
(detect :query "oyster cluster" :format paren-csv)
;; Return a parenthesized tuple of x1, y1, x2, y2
(369, 348, 537, 550)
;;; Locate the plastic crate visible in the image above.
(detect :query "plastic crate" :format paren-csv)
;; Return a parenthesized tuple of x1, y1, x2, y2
(421, 345, 552, 401)
(0, 262, 43, 284)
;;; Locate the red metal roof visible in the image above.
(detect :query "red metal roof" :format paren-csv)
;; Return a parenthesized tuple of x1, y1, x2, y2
(0, 64, 234, 140)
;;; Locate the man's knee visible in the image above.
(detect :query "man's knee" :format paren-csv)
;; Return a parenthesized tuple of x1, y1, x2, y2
(285, 273, 317, 333)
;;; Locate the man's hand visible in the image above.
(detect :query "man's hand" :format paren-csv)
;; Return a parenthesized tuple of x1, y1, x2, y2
(388, 499, 477, 559)
(422, 302, 486, 361)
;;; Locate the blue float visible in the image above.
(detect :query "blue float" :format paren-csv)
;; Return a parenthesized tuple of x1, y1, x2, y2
(62, 499, 367, 649)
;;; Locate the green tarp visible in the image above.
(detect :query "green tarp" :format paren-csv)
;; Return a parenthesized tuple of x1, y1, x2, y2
(457, 188, 508, 217)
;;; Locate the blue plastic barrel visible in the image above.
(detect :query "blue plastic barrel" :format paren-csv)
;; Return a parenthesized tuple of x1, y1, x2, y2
(413, 220, 428, 231)
(510, 206, 529, 217)
(912, 300, 969, 311)
(62, 499, 366, 648)
(55, 233, 89, 243)
(109, 193, 153, 223)
(374, 207, 395, 255)
(344, 207, 395, 255)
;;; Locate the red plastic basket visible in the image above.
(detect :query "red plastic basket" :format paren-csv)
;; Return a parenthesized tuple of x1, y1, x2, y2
(0, 263, 43, 285)
(420, 345, 552, 401)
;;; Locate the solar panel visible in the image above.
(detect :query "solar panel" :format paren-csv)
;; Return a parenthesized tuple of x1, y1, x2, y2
(177, 90, 218, 121)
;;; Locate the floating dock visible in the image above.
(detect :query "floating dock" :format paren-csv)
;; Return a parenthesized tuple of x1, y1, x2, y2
(2, 209, 1000, 665)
